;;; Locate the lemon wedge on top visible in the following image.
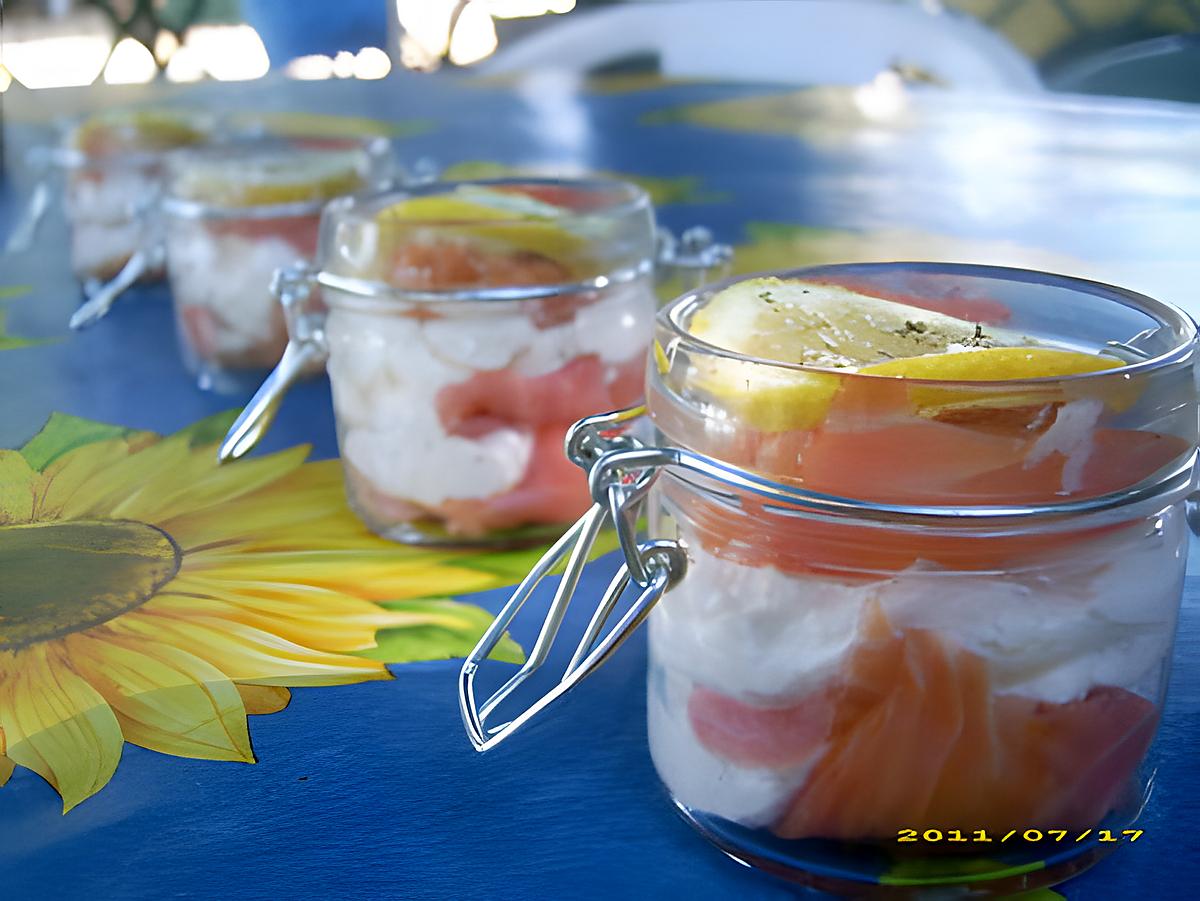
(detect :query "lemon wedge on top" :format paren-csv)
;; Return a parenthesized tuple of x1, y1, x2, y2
(686, 277, 1124, 431)
(74, 110, 207, 156)
(860, 347, 1122, 380)
(174, 148, 369, 207)
(376, 187, 587, 262)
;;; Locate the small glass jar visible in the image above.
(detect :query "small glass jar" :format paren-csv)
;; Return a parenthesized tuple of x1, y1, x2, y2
(27, 110, 213, 284)
(220, 178, 731, 546)
(161, 137, 392, 392)
(460, 263, 1199, 895)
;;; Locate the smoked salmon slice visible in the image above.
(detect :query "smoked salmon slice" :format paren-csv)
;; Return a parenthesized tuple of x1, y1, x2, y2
(671, 422, 1188, 577)
(439, 423, 593, 536)
(436, 354, 644, 435)
(344, 424, 592, 538)
(686, 603, 1157, 839)
(355, 353, 643, 537)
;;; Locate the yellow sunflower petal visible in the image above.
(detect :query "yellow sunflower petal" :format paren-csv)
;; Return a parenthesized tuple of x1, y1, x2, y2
(116, 446, 310, 525)
(182, 550, 501, 600)
(1, 450, 43, 524)
(108, 610, 391, 687)
(0, 645, 124, 812)
(66, 631, 254, 763)
(0, 755, 14, 786)
(237, 685, 291, 715)
(151, 575, 402, 654)
(37, 434, 155, 518)
(52, 434, 192, 520)
(162, 460, 349, 548)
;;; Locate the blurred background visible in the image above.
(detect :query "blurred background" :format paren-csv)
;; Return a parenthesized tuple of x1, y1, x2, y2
(0, 0, 1195, 98)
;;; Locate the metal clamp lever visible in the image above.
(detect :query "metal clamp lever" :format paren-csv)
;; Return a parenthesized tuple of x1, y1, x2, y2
(218, 262, 326, 462)
(4, 180, 51, 256)
(656, 226, 734, 293)
(458, 409, 687, 752)
(70, 243, 164, 330)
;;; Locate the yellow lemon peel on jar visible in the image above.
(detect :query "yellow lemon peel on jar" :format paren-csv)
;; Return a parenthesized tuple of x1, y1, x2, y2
(861, 347, 1129, 419)
(175, 149, 369, 207)
(859, 346, 1122, 380)
(686, 277, 1021, 431)
(74, 110, 208, 156)
(376, 190, 587, 262)
(684, 277, 1132, 431)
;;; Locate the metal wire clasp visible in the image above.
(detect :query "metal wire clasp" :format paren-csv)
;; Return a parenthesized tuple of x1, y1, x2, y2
(218, 262, 326, 462)
(458, 407, 687, 752)
(656, 226, 733, 293)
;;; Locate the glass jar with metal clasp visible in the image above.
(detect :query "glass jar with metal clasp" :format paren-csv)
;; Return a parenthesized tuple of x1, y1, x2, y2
(6, 109, 215, 287)
(460, 262, 1199, 896)
(65, 134, 397, 392)
(218, 177, 732, 546)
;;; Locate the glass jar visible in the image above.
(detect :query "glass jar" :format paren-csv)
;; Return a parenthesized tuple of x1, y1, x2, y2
(459, 263, 1199, 895)
(160, 137, 392, 392)
(12, 110, 214, 284)
(219, 178, 731, 546)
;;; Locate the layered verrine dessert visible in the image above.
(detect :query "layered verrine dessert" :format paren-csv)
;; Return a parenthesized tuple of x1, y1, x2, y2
(641, 266, 1196, 889)
(62, 110, 209, 282)
(320, 180, 658, 543)
(162, 138, 385, 390)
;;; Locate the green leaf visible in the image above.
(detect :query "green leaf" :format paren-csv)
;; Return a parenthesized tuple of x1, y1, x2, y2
(20, 412, 138, 471)
(0, 285, 31, 300)
(440, 161, 724, 207)
(441, 161, 514, 181)
(176, 409, 242, 448)
(640, 91, 808, 136)
(743, 221, 835, 243)
(458, 525, 622, 581)
(0, 334, 44, 351)
(229, 111, 433, 139)
(0, 307, 51, 352)
(355, 598, 524, 665)
(880, 856, 1045, 887)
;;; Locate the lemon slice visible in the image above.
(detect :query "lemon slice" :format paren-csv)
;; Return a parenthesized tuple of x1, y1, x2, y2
(174, 148, 368, 207)
(685, 277, 1126, 431)
(862, 347, 1126, 420)
(859, 347, 1122, 380)
(376, 188, 587, 262)
(74, 111, 208, 156)
(689, 277, 1018, 368)
(687, 277, 1025, 430)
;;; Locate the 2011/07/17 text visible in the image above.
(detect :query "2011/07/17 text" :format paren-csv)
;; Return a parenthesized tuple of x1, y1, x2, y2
(896, 829, 1144, 844)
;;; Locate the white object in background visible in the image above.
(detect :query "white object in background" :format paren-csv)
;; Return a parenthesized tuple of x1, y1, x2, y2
(482, 0, 1041, 92)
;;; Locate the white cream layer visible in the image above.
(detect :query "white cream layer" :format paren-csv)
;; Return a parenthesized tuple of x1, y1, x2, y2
(649, 507, 1184, 707)
(166, 224, 302, 355)
(325, 280, 653, 511)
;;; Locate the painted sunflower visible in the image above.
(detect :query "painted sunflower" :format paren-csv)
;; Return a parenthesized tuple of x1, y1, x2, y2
(0, 412, 524, 812)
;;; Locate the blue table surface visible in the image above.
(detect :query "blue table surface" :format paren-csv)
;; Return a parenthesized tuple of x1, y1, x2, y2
(1, 72, 1198, 899)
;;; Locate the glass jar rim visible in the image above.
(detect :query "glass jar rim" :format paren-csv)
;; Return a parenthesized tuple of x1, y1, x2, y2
(48, 109, 218, 171)
(327, 175, 653, 229)
(660, 262, 1198, 386)
(159, 135, 390, 219)
(655, 442, 1198, 527)
(571, 410, 1198, 530)
(315, 176, 656, 306)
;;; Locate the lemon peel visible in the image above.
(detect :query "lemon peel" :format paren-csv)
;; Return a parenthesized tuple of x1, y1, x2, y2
(861, 347, 1128, 420)
(687, 277, 1009, 431)
(684, 277, 1129, 431)
(174, 149, 369, 207)
(376, 189, 587, 262)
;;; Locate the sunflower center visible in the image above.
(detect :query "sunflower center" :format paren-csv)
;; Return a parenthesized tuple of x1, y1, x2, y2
(0, 519, 181, 650)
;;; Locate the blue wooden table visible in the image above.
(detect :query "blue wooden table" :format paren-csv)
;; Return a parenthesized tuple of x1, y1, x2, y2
(1, 71, 1198, 899)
